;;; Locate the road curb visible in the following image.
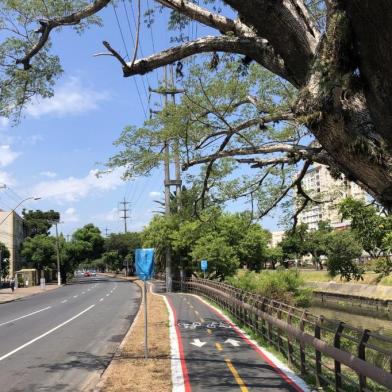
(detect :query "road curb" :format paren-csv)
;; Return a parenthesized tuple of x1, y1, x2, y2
(149, 282, 187, 392)
(0, 285, 63, 305)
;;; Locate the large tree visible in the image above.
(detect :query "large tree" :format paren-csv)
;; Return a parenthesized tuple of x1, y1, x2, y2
(2, 1, 392, 211)
(22, 209, 60, 237)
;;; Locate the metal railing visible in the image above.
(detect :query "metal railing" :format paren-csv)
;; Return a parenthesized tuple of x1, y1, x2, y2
(174, 278, 392, 392)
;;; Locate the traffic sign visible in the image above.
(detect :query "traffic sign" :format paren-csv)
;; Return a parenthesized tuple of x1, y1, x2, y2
(135, 248, 155, 281)
(201, 259, 208, 271)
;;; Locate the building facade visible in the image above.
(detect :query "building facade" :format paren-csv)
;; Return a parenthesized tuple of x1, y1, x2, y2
(296, 163, 366, 230)
(269, 231, 285, 248)
(0, 210, 26, 278)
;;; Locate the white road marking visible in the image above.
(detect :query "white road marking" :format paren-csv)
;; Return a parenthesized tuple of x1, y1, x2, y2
(225, 339, 240, 347)
(73, 295, 78, 298)
(106, 294, 110, 297)
(61, 300, 68, 304)
(0, 307, 52, 327)
(99, 298, 104, 302)
(0, 305, 95, 362)
(81, 292, 86, 295)
(190, 338, 207, 348)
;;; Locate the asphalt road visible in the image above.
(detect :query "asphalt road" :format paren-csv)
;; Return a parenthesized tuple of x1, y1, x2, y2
(167, 292, 304, 392)
(0, 275, 140, 392)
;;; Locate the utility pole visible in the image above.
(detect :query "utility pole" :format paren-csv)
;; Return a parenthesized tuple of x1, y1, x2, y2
(119, 197, 130, 234)
(104, 227, 110, 237)
(170, 65, 182, 211)
(119, 198, 130, 276)
(149, 65, 184, 292)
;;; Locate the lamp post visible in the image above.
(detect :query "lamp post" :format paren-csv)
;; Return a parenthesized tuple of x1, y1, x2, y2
(0, 196, 42, 226)
(50, 220, 63, 286)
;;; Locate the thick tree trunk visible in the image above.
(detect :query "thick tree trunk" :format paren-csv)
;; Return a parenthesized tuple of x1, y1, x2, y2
(344, 1, 392, 149)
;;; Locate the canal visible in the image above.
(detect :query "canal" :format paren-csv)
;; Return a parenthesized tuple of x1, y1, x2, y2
(310, 301, 392, 337)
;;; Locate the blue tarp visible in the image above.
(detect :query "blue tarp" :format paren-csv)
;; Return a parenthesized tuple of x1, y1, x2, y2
(135, 248, 155, 281)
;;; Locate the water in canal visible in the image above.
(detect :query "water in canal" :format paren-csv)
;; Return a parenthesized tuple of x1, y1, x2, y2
(310, 301, 392, 338)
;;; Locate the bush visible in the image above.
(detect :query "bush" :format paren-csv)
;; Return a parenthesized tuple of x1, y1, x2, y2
(373, 257, 392, 277)
(226, 269, 312, 307)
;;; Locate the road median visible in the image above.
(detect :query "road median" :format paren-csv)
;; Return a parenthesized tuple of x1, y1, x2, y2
(94, 275, 171, 392)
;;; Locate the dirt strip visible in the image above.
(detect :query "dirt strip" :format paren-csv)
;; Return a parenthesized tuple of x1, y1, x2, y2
(95, 277, 172, 392)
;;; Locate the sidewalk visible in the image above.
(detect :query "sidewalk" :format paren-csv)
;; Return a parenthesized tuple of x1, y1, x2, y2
(0, 283, 60, 304)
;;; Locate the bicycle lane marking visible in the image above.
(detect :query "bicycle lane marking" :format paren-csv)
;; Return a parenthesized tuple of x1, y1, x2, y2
(188, 293, 310, 392)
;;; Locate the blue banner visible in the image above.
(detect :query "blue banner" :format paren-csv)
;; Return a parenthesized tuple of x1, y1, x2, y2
(201, 259, 208, 271)
(135, 248, 155, 281)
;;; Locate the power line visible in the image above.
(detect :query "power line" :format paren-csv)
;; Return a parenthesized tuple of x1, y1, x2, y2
(123, 0, 149, 100)
(111, 2, 148, 119)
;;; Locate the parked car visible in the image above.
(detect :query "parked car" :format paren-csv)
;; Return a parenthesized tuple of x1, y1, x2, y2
(84, 271, 91, 277)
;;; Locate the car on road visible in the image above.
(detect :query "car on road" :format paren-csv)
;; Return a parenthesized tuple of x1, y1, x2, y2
(84, 271, 91, 277)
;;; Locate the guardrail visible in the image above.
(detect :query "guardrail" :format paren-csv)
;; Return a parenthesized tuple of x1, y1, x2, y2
(174, 278, 392, 392)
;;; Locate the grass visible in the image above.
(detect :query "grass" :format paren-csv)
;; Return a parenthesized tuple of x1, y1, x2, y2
(97, 277, 171, 392)
(299, 270, 387, 285)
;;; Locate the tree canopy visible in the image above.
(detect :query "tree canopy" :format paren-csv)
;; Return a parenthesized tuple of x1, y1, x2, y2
(339, 198, 392, 258)
(22, 209, 60, 237)
(0, 241, 10, 279)
(1, 0, 392, 215)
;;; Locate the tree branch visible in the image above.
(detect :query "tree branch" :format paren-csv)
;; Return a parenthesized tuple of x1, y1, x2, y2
(123, 35, 292, 85)
(183, 143, 322, 169)
(155, 0, 254, 37)
(16, 0, 111, 69)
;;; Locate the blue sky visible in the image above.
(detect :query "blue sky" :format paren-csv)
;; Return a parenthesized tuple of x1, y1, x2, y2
(0, 2, 279, 236)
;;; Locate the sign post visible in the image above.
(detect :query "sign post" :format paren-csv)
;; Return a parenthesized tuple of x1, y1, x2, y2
(135, 248, 155, 360)
(201, 259, 208, 279)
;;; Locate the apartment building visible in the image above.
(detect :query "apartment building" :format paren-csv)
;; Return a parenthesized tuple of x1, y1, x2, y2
(0, 210, 26, 278)
(269, 231, 285, 248)
(296, 163, 366, 230)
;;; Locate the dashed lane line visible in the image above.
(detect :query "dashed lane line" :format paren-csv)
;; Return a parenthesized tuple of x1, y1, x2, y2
(0, 305, 95, 362)
(224, 358, 249, 392)
(0, 307, 52, 327)
(99, 298, 104, 302)
(61, 300, 68, 304)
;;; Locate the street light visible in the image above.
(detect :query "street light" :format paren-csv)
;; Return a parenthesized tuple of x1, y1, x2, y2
(52, 221, 64, 286)
(0, 196, 42, 226)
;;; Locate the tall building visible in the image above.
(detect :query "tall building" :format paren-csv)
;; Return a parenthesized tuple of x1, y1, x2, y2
(0, 210, 27, 278)
(269, 231, 285, 248)
(296, 163, 366, 230)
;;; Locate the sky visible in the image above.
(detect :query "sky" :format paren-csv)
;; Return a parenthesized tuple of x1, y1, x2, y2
(0, 2, 279, 237)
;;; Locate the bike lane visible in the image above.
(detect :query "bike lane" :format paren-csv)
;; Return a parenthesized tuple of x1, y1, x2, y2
(166, 292, 310, 392)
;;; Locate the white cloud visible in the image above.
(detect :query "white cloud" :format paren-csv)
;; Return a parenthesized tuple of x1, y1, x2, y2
(31, 168, 125, 204)
(0, 171, 15, 186)
(94, 208, 119, 222)
(26, 76, 110, 118)
(0, 145, 20, 167)
(40, 171, 57, 178)
(63, 207, 79, 222)
(149, 191, 162, 198)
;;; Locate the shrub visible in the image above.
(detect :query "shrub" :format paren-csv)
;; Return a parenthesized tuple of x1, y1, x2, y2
(373, 257, 392, 277)
(226, 269, 312, 307)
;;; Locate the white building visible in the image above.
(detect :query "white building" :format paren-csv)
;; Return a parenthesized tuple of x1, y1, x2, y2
(296, 163, 366, 230)
(0, 210, 26, 278)
(269, 231, 285, 248)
